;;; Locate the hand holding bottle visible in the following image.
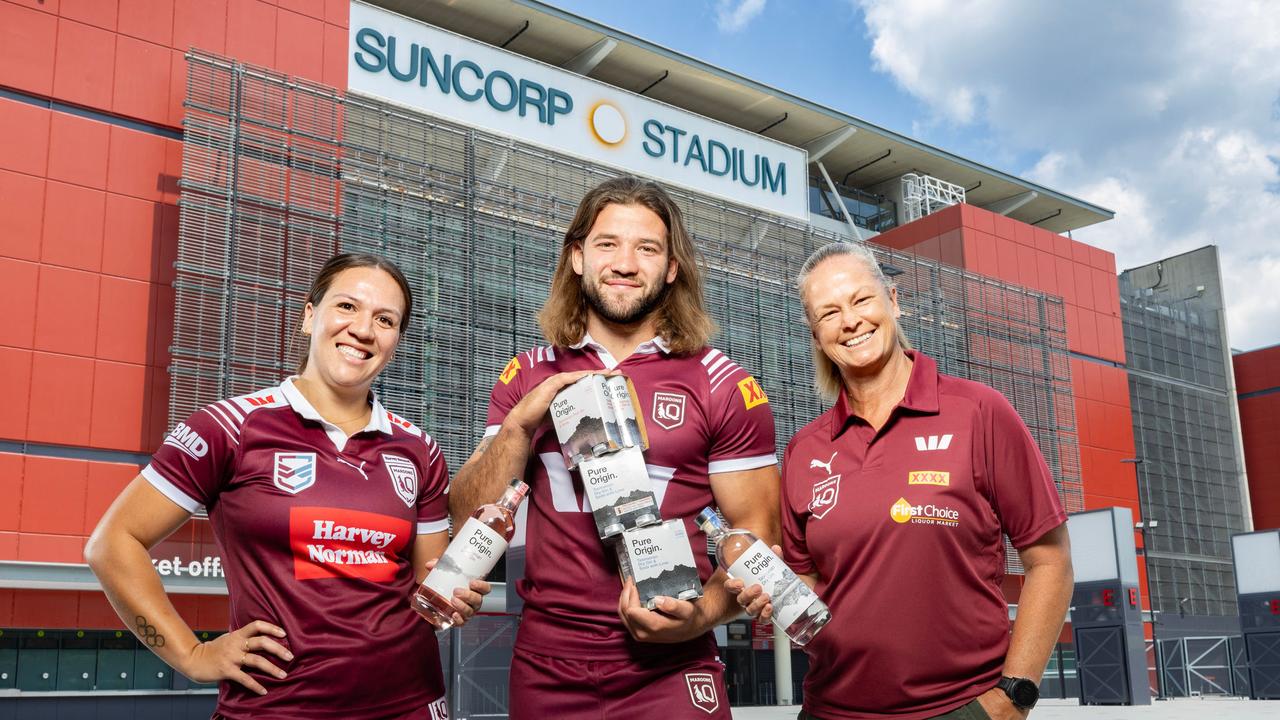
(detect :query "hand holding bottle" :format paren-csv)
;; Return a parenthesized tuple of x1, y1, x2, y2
(722, 545, 783, 623)
(419, 557, 491, 627)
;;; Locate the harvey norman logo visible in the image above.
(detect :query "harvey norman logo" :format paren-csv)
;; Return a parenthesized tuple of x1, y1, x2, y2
(347, 2, 807, 221)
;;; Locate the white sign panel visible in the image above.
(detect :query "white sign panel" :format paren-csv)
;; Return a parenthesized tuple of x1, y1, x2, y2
(348, 2, 809, 220)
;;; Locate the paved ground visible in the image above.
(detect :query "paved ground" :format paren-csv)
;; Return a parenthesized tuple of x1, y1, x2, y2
(732, 697, 1280, 719)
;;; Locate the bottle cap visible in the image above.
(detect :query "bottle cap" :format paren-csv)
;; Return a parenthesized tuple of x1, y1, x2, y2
(695, 507, 722, 532)
(507, 478, 530, 496)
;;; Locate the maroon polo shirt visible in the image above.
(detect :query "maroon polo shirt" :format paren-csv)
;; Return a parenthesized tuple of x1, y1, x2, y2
(780, 351, 1066, 720)
(485, 335, 777, 661)
(144, 377, 450, 719)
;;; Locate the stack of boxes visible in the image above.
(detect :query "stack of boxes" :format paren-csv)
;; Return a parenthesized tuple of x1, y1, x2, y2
(550, 374, 702, 608)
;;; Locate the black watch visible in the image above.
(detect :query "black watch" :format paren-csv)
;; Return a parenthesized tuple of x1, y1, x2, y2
(996, 676, 1039, 710)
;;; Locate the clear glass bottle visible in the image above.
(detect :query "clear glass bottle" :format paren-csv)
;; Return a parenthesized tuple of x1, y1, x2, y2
(695, 507, 830, 646)
(411, 478, 529, 629)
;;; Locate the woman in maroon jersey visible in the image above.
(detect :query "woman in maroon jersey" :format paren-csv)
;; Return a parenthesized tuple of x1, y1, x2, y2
(727, 242, 1073, 720)
(87, 253, 485, 719)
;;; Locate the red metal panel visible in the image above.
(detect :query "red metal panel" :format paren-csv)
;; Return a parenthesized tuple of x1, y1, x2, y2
(324, 0, 348, 27)
(1035, 250, 1058, 296)
(40, 181, 106, 272)
(9, 0, 61, 13)
(59, 0, 118, 31)
(90, 359, 149, 451)
(34, 264, 101, 355)
(970, 205, 995, 235)
(994, 236, 1019, 283)
(102, 194, 161, 282)
(0, 534, 17, 563)
(0, 99, 51, 177)
(277, 0, 320, 20)
(106, 126, 168, 201)
(0, 349, 33, 440)
(226, 0, 277, 68)
(16, 533, 87, 566)
(118, 0, 174, 46)
(11, 589, 80, 627)
(96, 276, 152, 364)
(0, 169, 45, 262)
(157, 204, 179, 284)
(46, 112, 110, 190)
(993, 213, 1017, 241)
(0, 452, 23, 531)
(84, 461, 140, 535)
(26, 351, 95, 445)
(146, 365, 170, 450)
(1064, 304, 1082, 355)
(0, 588, 12, 625)
(0, 258, 38, 349)
(321, 19, 349, 87)
(1072, 261, 1095, 312)
(19, 455, 88, 536)
(52, 18, 117, 110)
(0, 3, 58, 96)
(78, 591, 126, 629)
(1054, 257, 1077, 305)
(1015, 242, 1038, 289)
(113, 35, 172, 124)
(173, 0, 228, 54)
(162, 139, 183, 202)
(166, 48, 189, 128)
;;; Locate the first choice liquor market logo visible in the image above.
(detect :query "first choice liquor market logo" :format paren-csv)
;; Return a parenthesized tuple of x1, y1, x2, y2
(890, 497, 961, 527)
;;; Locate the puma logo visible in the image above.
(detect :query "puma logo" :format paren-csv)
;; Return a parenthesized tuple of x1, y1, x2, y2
(809, 452, 837, 475)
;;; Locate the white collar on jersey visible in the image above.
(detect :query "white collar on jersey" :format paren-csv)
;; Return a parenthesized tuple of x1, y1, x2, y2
(570, 333, 670, 369)
(279, 377, 392, 450)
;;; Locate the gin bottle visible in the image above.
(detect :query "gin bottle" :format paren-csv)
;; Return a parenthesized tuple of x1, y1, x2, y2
(412, 478, 529, 629)
(695, 507, 830, 646)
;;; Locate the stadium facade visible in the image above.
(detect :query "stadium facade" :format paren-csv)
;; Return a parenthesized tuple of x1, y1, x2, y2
(0, 0, 1258, 713)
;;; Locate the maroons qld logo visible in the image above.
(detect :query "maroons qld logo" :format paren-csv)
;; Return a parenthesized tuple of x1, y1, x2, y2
(685, 671, 720, 714)
(383, 454, 418, 508)
(809, 475, 840, 519)
(652, 392, 686, 430)
(274, 452, 317, 495)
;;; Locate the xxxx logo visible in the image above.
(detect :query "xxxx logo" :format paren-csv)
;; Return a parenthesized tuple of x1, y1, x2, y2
(499, 356, 521, 385)
(908, 470, 950, 486)
(737, 376, 769, 410)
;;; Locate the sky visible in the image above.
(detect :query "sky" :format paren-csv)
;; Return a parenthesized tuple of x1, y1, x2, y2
(544, 0, 1280, 352)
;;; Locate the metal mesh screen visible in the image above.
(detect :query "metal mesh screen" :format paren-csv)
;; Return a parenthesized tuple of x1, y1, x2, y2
(174, 53, 1082, 574)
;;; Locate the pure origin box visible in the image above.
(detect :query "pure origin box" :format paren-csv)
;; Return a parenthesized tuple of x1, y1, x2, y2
(615, 519, 702, 609)
(550, 374, 648, 469)
(579, 446, 661, 539)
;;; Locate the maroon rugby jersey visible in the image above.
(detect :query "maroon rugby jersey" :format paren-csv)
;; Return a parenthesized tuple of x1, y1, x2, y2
(781, 351, 1067, 720)
(143, 377, 451, 720)
(486, 336, 777, 660)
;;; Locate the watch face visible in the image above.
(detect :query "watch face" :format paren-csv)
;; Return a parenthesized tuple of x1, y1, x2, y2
(1009, 679, 1039, 707)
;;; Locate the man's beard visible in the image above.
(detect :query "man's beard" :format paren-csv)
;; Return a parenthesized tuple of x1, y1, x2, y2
(582, 275, 670, 326)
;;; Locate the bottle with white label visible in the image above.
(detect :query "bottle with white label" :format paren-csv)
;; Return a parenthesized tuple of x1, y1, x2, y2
(412, 478, 530, 629)
(695, 507, 830, 646)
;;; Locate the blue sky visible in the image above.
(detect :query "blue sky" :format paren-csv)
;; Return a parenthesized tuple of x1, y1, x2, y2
(544, 0, 1280, 351)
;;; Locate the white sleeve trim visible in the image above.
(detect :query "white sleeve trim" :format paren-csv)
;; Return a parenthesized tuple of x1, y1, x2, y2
(708, 454, 779, 475)
(141, 465, 205, 514)
(417, 519, 450, 535)
(483, 424, 501, 439)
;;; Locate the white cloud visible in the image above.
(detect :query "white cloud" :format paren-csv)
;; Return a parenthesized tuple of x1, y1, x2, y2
(856, 0, 1280, 350)
(715, 0, 767, 34)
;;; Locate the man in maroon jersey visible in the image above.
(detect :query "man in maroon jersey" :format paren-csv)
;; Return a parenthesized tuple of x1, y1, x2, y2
(449, 176, 780, 719)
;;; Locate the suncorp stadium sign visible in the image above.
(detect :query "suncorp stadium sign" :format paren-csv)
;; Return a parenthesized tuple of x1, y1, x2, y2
(348, 2, 809, 220)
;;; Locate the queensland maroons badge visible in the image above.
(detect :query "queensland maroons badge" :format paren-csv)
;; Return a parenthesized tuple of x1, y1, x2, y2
(685, 671, 720, 714)
(809, 475, 841, 519)
(383, 454, 419, 507)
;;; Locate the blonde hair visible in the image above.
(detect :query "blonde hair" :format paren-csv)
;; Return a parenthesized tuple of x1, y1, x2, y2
(538, 176, 714, 355)
(796, 242, 912, 402)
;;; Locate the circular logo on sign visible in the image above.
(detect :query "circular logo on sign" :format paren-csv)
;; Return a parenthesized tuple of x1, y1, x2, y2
(589, 101, 627, 146)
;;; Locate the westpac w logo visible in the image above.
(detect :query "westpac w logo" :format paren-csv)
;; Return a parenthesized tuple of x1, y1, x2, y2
(914, 434, 953, 452)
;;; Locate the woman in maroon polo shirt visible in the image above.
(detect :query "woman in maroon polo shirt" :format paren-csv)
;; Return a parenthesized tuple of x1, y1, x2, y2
(86, 253, 485, 719)
(727, 242, 1074, 720)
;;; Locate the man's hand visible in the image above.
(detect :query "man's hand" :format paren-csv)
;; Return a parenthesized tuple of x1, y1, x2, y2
(975, 687, 1029, 720)
(617, 581, 713, 644)
(501, 370, 602, 437)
